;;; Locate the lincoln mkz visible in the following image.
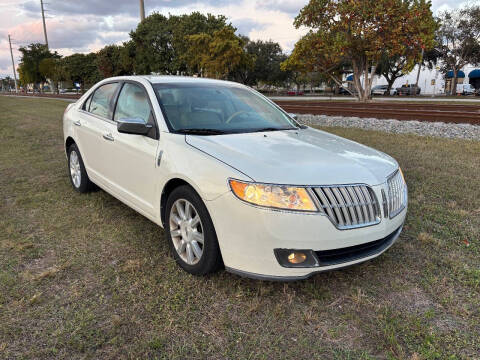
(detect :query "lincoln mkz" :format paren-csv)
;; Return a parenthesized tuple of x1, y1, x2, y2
(63, 76, 407, 280)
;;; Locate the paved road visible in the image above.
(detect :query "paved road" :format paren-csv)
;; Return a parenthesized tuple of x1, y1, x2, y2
(1, 94, 76, 102)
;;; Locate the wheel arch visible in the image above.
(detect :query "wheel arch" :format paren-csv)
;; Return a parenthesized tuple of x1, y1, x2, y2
(160, 177, 205, 227)
(65, 136, 76, 153)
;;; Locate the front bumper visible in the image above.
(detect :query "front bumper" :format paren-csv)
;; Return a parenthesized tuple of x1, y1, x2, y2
(206, 183, 407, 280)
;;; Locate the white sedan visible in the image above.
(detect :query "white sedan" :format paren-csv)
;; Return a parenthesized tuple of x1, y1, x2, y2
(63, 76, 407, 280)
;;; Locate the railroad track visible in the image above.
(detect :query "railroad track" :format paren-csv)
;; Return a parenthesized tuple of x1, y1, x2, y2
(275, 101, 480, 125)
(3, 93, 480, 125)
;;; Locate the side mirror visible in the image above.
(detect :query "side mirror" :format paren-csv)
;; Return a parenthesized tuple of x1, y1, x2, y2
(288, 113, 298, 120)
(117, 118, 152, 135)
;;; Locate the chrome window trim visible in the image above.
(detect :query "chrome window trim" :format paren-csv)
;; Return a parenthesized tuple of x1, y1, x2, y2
(77, 109, 117, 125)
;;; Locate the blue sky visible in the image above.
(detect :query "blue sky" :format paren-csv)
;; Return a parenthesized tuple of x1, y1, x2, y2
(0, 0, 472, 78)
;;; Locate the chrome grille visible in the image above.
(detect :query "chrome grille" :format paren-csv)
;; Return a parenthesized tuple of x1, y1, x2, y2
(312, 185, 381, 229)
(387, 170, 407, 218)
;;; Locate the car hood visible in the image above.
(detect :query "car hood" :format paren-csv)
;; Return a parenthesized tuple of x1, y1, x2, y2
(185, 127, 398, 186)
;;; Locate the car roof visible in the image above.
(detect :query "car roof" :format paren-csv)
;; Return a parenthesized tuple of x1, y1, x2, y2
(105, 75, 243, 87)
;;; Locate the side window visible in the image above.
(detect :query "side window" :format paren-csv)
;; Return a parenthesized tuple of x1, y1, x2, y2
(89, 83, 118, 119)
(114, 83, 152, 124)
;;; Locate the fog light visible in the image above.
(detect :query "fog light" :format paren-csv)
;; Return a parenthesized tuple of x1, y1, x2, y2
(274, 249, 319, 268)
(288, 252, 307, 264)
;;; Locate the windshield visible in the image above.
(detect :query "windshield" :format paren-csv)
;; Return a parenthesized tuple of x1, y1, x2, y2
(153, 83, 298, 134)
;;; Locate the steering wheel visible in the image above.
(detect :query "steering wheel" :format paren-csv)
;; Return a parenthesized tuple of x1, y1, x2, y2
(225, 111, 248, 124)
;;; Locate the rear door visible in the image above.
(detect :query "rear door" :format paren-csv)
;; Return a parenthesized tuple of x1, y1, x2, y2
(75, 82, 119, 184)
(101, 81, 160, 216)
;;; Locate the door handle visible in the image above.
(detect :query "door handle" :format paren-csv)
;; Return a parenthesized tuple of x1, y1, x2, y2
(102, 133, 114, 142)
(73, 120, 81, 127)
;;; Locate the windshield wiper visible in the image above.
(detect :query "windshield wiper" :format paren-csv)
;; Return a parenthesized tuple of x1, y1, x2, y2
(176, 128, 228, 135)
(248, 127, 298, 133)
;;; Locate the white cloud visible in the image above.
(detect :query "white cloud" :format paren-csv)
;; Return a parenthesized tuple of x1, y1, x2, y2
(150, 0, 307, 50)
(0, 0, 473, 77)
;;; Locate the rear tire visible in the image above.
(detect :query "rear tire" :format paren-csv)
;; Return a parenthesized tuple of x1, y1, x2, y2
(67, 143, 94, 193)
(165, 185, 222, 275)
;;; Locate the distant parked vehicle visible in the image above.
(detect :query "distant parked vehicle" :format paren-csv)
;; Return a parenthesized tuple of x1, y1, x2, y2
(59, 88, 68, 94)
(338, 87, 357, 95)
(456, 84, 475, 95)
(396, 84, 421, 96)
(371, 85, 396, 96)
(287, 90, 304, 96)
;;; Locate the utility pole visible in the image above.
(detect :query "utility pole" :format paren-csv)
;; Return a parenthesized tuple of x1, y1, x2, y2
(139, 0, 145, 21)
(40, 0, 49, 49)
(8, 35, 18, 93)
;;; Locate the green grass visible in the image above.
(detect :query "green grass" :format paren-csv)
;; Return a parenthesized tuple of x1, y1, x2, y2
(0, 96, 479, 359)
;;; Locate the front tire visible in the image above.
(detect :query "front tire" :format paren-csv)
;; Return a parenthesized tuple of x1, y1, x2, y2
(67, 143, 94, 193)
(165, 185, 222, 275)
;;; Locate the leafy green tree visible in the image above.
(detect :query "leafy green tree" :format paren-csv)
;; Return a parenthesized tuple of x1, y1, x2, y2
(173, 12, 234, 74)
(129, 13, 173, 75)
(119, 41, 136, 75)
(63, 53, 101, 91)
(280, 54, 310, 92)
(18, 65, 28, 89)
(18, 43, 60, 91)
(186, 28, 253, 79)
(1, 76, 15, 91)
(435, 6, 480, 94)
(238, 39, 288, 87)
(39, 58, 69, 93)
(96, 44, 132, 78)
(375, 55, 409, 93)
(129, 12, 232, 75)
(290, 0, 437, 101)
(306, 71, 328, 94)
(376, 47, 440, 94)
(281, 38, 351, 94)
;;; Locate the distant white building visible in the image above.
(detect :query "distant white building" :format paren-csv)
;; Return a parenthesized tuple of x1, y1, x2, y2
(345, 64, 480, 95)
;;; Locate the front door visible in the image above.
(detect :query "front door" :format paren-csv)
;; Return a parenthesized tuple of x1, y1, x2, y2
(102, 82, 160, 216)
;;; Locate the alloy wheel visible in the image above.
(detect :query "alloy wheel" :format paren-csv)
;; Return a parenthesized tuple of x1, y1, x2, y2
(69, 150, 81, 188)
(169, 199, 204, 265)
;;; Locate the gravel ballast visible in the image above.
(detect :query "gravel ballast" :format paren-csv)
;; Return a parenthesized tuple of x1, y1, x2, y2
(297, 114, 480, 141)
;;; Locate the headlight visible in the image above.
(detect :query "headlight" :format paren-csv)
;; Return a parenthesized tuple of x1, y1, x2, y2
(229, 179, 318, 212)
